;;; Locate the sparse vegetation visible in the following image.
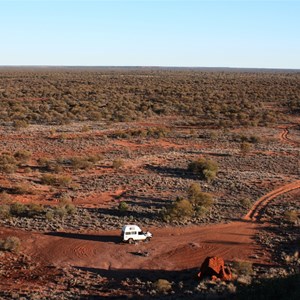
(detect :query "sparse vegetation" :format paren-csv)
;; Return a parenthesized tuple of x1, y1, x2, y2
(284, 210, 299, 225)
(118, 201, 129, 212)
(232, 261, 253, 276)
(154, 279, 172, 293)
(240, 142, 252, 155)
(0, 236, 21, 253)
(113, 158, 124, 170)
(0, 153, 17, 173)
(41, 174, 72, 187)
(188, 158, 218, 182)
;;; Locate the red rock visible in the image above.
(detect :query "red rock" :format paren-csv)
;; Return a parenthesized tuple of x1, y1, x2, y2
(198, 256, 232, 281)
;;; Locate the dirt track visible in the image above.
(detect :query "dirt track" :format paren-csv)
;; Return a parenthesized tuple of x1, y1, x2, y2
(1, 221, 264, 273)
(244, 180, 300, 221)
(279, 125, 300, 146)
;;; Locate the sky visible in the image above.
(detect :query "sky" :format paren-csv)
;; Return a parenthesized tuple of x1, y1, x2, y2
(0, 0, 299, 68)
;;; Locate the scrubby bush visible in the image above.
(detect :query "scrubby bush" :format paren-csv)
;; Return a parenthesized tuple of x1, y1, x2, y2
(14, 150, 32, 164)
(13, 120, 29, 130)
(154, 279, 172, 293)
(0, 205, 11, 219)
(163, 199, 193, 222)
(187, 183, 213, 208)
(284, 210, 299, 225)
(0, 153, 17, 173)
(118, 201, 128, 212)
(12, 183, 34, 195)
(113, 158, 124, 170)
(188, 158, 218, 182)
(10, 202, 26, 216)
(232, 261, 253, 276)
(41, 174, 72, 187)
(240, 142, 252, 155)
(0, 236, 21, 253)
(240, 198, 252, 209)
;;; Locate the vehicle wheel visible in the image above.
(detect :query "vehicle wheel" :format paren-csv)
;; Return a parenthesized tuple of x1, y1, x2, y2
(128, 238, 134, 244)
(144, 237, 150, 243)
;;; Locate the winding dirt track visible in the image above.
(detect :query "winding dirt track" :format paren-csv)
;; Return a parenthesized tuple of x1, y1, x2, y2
(244, 180, 300, 221)
(279, 125, 300, 146)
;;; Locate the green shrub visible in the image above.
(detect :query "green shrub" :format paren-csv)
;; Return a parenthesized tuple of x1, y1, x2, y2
(0, 236, 21, 253)
(69, 157, 94, 170)
(187, 183, 213, 208)
(118, 201, 128, 212)
(240, 198, 252, 209)
(188, 158, 218, 181)
(163, 199, 193, 221)
(26, 203, 45, 217)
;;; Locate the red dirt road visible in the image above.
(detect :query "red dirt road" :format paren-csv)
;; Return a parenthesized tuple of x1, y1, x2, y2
(1, 221, 265, 272)
(244, 180, 300, 221)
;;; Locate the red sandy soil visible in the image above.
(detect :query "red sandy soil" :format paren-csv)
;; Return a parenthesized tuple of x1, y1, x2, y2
(2, 178, 300, 274)
(0, 222, 265, 272)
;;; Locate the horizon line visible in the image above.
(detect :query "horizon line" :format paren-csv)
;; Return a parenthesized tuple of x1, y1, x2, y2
(0, 65, 299, 71)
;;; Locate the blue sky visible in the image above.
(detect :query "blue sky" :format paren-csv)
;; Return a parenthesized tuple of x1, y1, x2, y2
(0, 0, 299, 68)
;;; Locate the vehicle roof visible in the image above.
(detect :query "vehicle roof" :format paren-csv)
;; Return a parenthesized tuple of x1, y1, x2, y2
(122, 224, 142, 231)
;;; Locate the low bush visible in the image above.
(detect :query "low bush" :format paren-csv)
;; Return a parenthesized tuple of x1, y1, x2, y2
(188, 158, 218, 182)
(118, 201, 128, 212)
(240, 198, 252, 209)
(113, 158, 124, 170)
(0, 236, 21, 253)
(154, 279, 172, 293)
(14, 150, 32, 164)
(0, 153, 17, 174)
(163, 198, 193, 222)
(0, 205, 11, 219)
(232, 261, 253, 276)
(12, 183, 35, 195)
(284, 210, 299, 224)
(187, 183, 214, 209)
(41, 174, 72, 187)
(240, 142, 252, 155)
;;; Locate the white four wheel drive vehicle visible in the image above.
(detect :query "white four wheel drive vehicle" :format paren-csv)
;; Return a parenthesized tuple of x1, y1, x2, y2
(121, 224, 152, 244)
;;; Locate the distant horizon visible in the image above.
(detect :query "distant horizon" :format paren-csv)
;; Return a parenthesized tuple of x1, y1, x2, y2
(0, 65, 299, 71)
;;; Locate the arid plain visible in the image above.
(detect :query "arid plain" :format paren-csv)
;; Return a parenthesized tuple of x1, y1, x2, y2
(0, 68, 299, 299)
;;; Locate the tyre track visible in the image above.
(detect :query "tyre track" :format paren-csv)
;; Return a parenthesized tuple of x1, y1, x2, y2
(244, 180, 300, 221)
(279, 125, 300, 146)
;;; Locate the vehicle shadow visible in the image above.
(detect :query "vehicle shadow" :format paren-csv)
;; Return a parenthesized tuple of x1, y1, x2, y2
(45, 232, 120, 243)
